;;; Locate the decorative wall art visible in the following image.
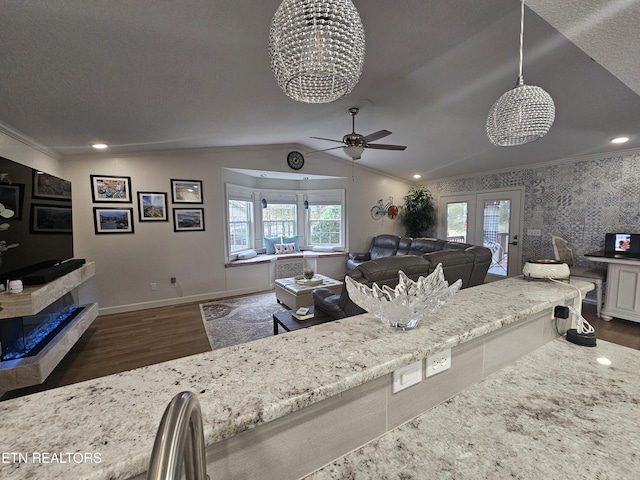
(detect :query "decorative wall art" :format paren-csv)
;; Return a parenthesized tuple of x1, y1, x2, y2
(0, 183, 24, 219)
(138, 192, 168, 222)
(93, 207, 134, 234)
(370, 197, 399, 220)
(90, 175, 132, 202)
(30, 205, 73, 233)
(171, 179, 203, 204)
(173, 208, 204, 232)
(33, 171, 72, 200)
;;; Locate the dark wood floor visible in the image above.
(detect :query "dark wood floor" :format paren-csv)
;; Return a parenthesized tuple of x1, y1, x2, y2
(2, 300, 639, 402)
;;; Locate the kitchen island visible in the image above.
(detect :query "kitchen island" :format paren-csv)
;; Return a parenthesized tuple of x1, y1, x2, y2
(0, 276, 595, 479)
(305, 338, 640, 479)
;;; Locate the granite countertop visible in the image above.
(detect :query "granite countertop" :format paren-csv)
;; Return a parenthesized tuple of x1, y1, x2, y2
(0, 277, 592, 479)
(305, 338, 640, 480)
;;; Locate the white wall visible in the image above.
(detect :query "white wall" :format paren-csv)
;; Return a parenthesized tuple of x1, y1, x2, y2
(60, 145, 411, 313)
(0, 128, 62, 176)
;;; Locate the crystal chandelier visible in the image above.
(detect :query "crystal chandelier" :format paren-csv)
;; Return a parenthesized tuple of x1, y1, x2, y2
(486, 0, 555, 146)
(268, 0, 365, 104)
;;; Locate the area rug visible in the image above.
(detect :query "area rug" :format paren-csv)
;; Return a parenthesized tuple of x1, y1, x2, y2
(199, 292, 288, 350)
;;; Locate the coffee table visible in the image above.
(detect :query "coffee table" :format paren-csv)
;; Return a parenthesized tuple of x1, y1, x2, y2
(273, 306, 335, 335)
(274, 274, 343, 310)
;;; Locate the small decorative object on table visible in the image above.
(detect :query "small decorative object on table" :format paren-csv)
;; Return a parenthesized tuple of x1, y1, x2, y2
(292, 306, 314, 321)
(345, 264, 461, 331)
(523, 259, 570, 280)
(295, 274, 322, 286)
(303, 268, 315, 279)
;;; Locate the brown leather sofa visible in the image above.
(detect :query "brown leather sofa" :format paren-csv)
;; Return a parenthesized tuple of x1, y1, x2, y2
(313, 236, 491, 320)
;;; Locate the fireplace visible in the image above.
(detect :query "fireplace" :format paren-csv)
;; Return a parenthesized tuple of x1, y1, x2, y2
(0, 293, 84, 361)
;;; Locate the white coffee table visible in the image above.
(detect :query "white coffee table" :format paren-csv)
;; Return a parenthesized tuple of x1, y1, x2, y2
(274, 274, 343, 310)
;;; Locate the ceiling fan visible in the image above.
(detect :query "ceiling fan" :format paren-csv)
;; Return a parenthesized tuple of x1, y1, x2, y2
(309, 107, 407, 160)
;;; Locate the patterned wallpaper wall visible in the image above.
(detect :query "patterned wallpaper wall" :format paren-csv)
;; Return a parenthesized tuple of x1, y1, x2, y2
(424, 151, 640, 268)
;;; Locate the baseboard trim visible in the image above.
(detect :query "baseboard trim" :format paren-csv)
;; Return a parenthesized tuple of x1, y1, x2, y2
(98, 287, 270, 315)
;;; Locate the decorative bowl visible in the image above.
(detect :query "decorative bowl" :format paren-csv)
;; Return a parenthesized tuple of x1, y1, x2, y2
(345, 264, 462, 331)
(523, 259, 570, 279)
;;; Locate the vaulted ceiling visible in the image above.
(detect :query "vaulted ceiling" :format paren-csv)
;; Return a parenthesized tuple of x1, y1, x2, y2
(1, 0, 639, 182)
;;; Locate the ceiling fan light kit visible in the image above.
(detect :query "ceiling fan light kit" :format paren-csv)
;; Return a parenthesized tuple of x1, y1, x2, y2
(268, 0, 365, 104)
(309, 107, 407, 160)
(486, 0, 555, 147)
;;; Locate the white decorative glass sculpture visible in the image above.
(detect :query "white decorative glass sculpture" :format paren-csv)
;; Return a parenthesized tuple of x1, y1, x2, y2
(345, 264, 462, 331)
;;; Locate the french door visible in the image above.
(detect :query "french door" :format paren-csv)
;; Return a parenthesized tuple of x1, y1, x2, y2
(438, 188, 523, 281)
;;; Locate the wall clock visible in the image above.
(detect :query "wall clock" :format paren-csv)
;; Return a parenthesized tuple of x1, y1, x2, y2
(287, 151, 304, 170)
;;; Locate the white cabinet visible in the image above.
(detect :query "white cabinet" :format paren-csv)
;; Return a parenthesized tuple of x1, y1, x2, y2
(602, 263, 640, 322)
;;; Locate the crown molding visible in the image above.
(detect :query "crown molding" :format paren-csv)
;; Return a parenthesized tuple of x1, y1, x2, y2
(0, 121, 60, 160)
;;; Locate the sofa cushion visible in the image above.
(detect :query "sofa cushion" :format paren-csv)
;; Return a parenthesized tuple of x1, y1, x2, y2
(424, 250, 474, 287)
(397, 237, 413, 256)
(369, 234, 401, 260)
(408, 237, 447, 255)
(355, 255, 433, 285)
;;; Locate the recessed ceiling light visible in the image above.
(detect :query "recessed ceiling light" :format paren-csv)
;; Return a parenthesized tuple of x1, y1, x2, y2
(92, 143, 108, 150)
(611, 136, 629, 144)
(413, 174, 422, 179)
(597, 357, 612, 366)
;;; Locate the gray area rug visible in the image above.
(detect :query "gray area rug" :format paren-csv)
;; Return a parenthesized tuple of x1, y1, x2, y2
(199, 292, 288, 350)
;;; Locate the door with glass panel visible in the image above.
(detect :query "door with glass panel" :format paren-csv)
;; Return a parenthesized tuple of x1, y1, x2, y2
(439, 189, 523, 280)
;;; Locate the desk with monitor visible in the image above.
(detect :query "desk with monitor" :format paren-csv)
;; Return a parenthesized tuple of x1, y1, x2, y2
(586, 233, 640, 323)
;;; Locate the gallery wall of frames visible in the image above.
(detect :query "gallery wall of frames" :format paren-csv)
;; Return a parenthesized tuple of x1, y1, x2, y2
(89, 175, 205, 234)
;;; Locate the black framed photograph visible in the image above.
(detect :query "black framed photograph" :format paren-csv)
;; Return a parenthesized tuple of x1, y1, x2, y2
(138, 191, 168, 222)
(171, 179, 203, 204)
(30, 204, 73, 233)
(173, 208, 204, 232)
(90, 175, 132, 202)
(33, 171, 72, 200)
(93, 207, 134, 234)
(0, 183, 25, 220)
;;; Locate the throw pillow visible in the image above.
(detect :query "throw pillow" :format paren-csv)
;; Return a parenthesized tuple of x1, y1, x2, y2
(264, 235, 299, 254)
(263, 236, 280, 254)
(275, 242, 296, 254)
(237, 249, 257, 260)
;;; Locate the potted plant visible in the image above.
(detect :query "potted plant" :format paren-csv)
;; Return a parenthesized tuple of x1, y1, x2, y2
(400, 186, 436, 238)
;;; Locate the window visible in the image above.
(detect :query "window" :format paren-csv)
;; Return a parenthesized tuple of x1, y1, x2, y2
(228, 200, 252, 253)
(309, 204, 342, 245)
(306, 189, 345, 246)
(225, 184, 345, 257)
(263, 203, 296, 237)
(227, 186, 254, 255)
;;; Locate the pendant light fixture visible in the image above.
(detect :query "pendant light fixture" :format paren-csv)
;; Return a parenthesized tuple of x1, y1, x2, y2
(486, 0, 555, 146)
(268, 0, 365, 104)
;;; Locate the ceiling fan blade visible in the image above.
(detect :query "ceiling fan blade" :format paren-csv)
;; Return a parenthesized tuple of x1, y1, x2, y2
(362, 129, 392, 143)
(366, 143, 407, 151)
(305, 146, 343, 155)
(310, 136, 344, 144)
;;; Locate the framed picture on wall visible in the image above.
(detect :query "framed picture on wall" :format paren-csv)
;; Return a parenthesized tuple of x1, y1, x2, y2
(0, 183, 25, 220)
(33, 171, 72, 200)
(90, 175, 132, 202)
(93, 207, 135, 234)
(173, 208, 204, 232)
(31, 204, 73, 233)
(171, 179, 203, 204)
(138, 192, 168, 222)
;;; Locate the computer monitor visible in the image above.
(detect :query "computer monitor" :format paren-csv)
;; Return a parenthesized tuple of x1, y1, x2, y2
(605, 233, 640, 254)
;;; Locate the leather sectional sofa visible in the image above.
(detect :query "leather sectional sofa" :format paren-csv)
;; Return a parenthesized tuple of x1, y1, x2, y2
(313, 235, 492, 319)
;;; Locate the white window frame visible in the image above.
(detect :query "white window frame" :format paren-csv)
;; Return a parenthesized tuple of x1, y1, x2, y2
(305, 189, 345, 247)
(225, 184, 346, 258)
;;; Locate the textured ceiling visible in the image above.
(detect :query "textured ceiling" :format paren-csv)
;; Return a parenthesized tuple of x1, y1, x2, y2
(1, 0, 639, 182)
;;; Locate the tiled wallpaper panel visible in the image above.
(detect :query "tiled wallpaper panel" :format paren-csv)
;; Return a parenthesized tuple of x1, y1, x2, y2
(424, 152, 640, 268)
